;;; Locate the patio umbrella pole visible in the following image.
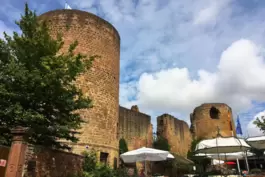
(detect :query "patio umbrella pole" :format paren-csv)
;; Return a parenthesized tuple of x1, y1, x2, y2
(236, 158, 241, 174)
(216, 127, 221, 166)
(244, 151, 250, 172)
(225, 153, 227, 171)
(145, 160, 147, 176)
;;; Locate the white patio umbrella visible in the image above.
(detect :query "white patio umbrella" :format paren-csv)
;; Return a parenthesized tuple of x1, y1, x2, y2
(120, 147, 171, 163)
(247, 136, 265, 149)
(196, 151, 254, 173)
(196, 151, 254, 161)
(120, 147, 173, 175)
(167, 153, 175, 159)
(195, 136, 251, 172)
(195, 136, 250, 154)
(212, 159, 225, 165)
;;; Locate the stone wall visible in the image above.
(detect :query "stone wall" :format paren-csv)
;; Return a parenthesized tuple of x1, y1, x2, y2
(119, 105, 153, 150)
(38, 9, 120, 166)
(190, 103, 236, 139)
(24, 145, 83, 177)
(157, 114, 191, 157)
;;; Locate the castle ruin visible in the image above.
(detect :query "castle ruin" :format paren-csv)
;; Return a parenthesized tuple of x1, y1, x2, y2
(190, 103, 236, 139)
(119, 105, 153, 150)
(157, 114, 192, 157)
(38, 9, 237, 168)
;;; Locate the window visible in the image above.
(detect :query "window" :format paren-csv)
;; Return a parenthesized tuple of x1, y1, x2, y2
(100, 152, 109, 165)
(209, 107, 220, 119)
(159, 119, 163, 125)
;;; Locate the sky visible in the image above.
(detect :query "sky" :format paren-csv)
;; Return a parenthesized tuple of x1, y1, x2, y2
(1, 0, 265, 137)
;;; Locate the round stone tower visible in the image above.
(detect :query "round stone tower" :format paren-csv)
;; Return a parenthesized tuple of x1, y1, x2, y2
(39, 10, 120, 167)
(190, 103, 236, 139)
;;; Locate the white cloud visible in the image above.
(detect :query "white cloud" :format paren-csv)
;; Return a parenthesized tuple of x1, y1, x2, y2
(55, 0, 265, 85)
(0, 21, 13, 39)
(129, 39, 265, 118)
(2, 0, 265, 132)
(119, 81, 137, 107)
(247, 110, 265, 136)
(193, 0, 232, 25)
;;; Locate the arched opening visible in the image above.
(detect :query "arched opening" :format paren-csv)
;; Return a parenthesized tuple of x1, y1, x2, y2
(209, 107, 220, 119)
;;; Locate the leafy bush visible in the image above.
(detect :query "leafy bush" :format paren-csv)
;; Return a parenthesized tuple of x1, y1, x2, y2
(205, 170, 222, 175)
(153, 136, 170, 151)
(82, 150, 97, 172)
(78, 150, 133, 177)
(119, 138, 128, 154)
(250, 168, 262, 174)
(88, 164, 116, 177)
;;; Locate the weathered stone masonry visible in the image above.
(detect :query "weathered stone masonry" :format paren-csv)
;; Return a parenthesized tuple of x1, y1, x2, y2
(39, 9, 120, 167)
(119, 106, 153, 150)
(37, 9, 236, 170)
(190, 103, 236, 139)
(157, 114, 192, 157)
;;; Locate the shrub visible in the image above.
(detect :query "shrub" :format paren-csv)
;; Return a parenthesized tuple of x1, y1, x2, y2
(79, 150, 134, 177)
(250, 168, 262, 174)
(81, 150, 97, 172)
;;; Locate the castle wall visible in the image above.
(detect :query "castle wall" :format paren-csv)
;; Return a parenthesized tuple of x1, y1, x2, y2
(190, 103, 236, 139)
(24, 145, 83, 177)
(157, 114, 191, 157)
(119, 106, 153, 150)
(38, 9, 120, 167)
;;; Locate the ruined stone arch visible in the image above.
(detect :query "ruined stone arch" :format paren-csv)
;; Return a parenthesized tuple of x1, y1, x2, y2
(209, 106, 220, 119)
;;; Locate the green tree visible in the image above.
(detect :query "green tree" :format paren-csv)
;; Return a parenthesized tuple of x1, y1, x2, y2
(153, 136, 170, 151)
(152, 136, 171, 175)
(79, 150, 133, 177)
(187, 138, 211, 175)
(254, 116, 265, 134)
(119, 138, 128, 154)
(250, 147, 264, 168)
(82, 150, 98, 172)
(0, 3, 95, 149)
(187, 138, 202, 158)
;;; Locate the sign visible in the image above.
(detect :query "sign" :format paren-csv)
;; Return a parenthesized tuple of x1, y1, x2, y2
(0, 159, 6, 167)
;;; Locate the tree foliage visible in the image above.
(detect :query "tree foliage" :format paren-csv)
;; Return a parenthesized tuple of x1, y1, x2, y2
(76, 150, 133, 177)
(153, 136, 171, 151)
(187, 138, 202, 158)
(0, 3, 95, 149)
(119, 138, 128, 154)
(187, 138, 211, 174)
(254, 116, 265, 134)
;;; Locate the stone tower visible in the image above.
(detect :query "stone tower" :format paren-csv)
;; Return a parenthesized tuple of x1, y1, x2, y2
(38, 10, 120, 167)
(157, 114, 191, 157)
(190, 103, 236, 139)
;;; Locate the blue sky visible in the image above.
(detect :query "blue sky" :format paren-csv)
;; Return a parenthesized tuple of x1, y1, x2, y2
(1, 0, 265, 136)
